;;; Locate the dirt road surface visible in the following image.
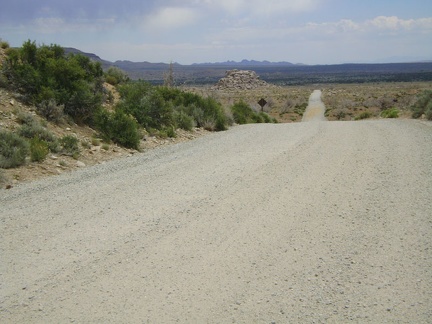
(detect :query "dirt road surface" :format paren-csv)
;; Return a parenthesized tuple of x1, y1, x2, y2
(302, 90, 327, 122)
(1, 118, 431, 323)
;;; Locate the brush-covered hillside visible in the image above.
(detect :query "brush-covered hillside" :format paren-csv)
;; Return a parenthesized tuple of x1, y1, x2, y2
(0, 40, 280, 188)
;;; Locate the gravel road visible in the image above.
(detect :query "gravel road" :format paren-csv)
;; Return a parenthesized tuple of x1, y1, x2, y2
(302, 90, 327, 122)
(1, 117, 431, 322)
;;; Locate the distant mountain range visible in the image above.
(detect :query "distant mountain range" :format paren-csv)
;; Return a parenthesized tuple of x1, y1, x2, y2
(63, 48, 303, 68)
(62, 47, 432, 85)
(192, 59, 305, 66)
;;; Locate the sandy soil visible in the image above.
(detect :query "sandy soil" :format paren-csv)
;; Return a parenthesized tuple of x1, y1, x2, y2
(1, 115, 431, 322)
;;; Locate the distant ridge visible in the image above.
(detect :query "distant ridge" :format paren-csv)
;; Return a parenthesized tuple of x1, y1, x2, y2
(192, 59, 304, 66)
(63, 47, 112, 69)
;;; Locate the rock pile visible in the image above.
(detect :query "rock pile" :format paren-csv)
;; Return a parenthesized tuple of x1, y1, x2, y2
(212, 69, 268, 90)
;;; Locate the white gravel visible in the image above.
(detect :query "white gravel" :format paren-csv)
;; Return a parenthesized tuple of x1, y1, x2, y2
(1, 117, 431, 323)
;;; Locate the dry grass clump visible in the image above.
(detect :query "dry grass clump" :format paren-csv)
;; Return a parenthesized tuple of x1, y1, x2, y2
(321, 82, 431, 121)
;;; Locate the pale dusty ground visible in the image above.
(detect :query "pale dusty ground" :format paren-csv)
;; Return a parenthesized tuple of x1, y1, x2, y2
(0, 96, 431, 322)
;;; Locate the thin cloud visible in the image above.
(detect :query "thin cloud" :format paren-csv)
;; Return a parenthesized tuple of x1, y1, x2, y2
(367, 16, 432, 32)
(306, 16, 432, 34)
(142, 7, 200, 30)
(205, 0, 319, 16)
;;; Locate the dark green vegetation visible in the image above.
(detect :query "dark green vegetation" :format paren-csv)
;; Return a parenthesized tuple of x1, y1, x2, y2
(231, 101, 276, 124)
(411, 90, 432, 120)
(381, 108, 399, 118)
(0, 131, 29, 168)
(115, 83, 228, 133)
(3, 40, 104, 124)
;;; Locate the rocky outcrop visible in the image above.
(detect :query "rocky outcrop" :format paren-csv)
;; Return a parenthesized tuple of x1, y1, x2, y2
(212, 69, 268, 90)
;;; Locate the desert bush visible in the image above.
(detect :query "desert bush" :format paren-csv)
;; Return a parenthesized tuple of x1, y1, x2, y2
(259, 112, 274, 123)
(411, 90, 432, 120)
(381, 108, 399, 118)
(378, 97, 395, 111)
(18, 121, 56, 143)
(117, 83, 173, 129)
(30, 136, 49, 162)
(117, 83, 227, 132)
(104, 66, 129, 85)
(173, 109, 194, 131)
(231, 101, 276, 124)
(95, 109, 140, 149)
(16, 111, 36, 125)
(60, 135, 80, 156)
(231, 101, 255, 124)
(280, 98, 298, 114)
(0, 131, 29, 168)
(0, 40, 9, 49)
(354, 111, 372, 120)
(2, 40, 104, 124)
(36, 98, 64, 122)
(159, 126, 177, 138)
(334, 109, 347, 120)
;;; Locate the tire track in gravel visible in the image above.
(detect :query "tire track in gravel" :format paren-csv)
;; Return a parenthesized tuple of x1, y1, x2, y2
(1, 119, 431, 323)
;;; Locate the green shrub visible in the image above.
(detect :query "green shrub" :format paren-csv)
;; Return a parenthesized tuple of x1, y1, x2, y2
(0, 131, 29, 168)
(30, 137, 49, 162)
(104, 67, 129, 85)
(381, 108, 399, 118)
(0, 40, 9, 49)
(60, 135, 80, 156)
(231, 101, 275, 125)
(2, 40, 104, 124)
(355, 111, 372, 120)
(411, 90, 432, 120)
(16, 111, 37, 125)
(259, 112, 274, 123)
(36, 98, 64, 122)
(18, 122, 56, 143)
(173, 109, 195, 131)
(117, 83, 228, 132)
(159, 126, 177, 138)
(95, 109, 140, 149)
(65, 80, 102, 124)
(231, 101, 255, 124)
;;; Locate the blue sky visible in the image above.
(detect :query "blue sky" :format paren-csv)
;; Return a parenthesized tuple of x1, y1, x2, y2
(1, 0, 431, 64)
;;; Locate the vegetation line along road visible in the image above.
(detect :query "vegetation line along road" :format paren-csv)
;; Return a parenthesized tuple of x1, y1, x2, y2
(302, 89, 327, 122)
